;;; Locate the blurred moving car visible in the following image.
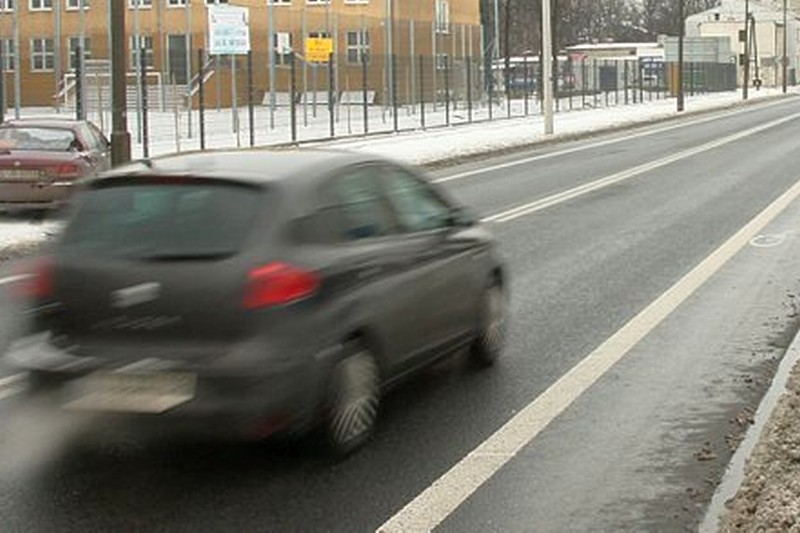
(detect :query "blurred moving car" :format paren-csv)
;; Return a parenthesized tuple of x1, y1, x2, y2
(6, 150, 506, 455)
(0, 118, 110, 210)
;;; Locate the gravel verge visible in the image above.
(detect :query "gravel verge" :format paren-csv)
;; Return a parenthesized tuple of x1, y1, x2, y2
(717, 356, 800, 531)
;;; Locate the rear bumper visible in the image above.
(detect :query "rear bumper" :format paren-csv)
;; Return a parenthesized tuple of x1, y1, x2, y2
(0, 181, 73, 208)
(6, 334, 328, 440)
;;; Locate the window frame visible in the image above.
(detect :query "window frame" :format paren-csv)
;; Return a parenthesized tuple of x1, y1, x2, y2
(29, 0, 53, 11)
(30, 37, 55, 72)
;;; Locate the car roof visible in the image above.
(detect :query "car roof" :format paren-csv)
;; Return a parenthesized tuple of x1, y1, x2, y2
(97, 149, 391, 188)
(1, 118, 87, 130)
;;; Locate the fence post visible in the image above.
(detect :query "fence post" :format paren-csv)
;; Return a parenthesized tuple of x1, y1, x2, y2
(444, 56, 450, 126)
(247, 50, 254, 147)
(392, 53, 398, 132)
(419, 54, 425, 128)
(362, 53, 368, 135)
(75, 46, 83, 120)
(140, 47, 149, 159)
(1, 40, 6, 124)
(466, 56, 473, 123)
(523, 55, 529, 116)
(290, 51, 297, 143)
(593, 60, 598, 108)
(624, 60, 629, 105)
(198, 49, 206, 151)
(581, 58, 586, 108)
(328, 52, 335, 138)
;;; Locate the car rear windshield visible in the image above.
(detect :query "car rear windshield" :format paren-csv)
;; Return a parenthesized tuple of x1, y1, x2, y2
(0, 127, 77, 152)
(60, 180, 263, 260)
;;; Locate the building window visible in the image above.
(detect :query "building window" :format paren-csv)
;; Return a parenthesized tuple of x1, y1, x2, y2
(435, 0, 450, 34)
(346, 30, 369, 65)
(128, 0, 152, 7)
(267, 0, 291, 5)
(205, 0, 229, 5)
(1, 39, 14, 71)
(29, 0, 53, 10)
(307, 0, 330, 4)
(66, 0, 89, 9)
(68, 37, 91, 70)
(30, 38, 55, 71)
(343, 0, 367, 4)
(272, 32, 293, 65)
(436, 53, 449, 71)
(167, 0, 186, 6)
(0, 0, 14, 12)
(130, 35, 155, 69)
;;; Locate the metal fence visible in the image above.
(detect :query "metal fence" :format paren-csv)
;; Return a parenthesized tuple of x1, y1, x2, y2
(0, 42, 736, 157)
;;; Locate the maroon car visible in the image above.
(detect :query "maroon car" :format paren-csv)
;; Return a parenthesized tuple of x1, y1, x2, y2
(0, 119, 111, 210)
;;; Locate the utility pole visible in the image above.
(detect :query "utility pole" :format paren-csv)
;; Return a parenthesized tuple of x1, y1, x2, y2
(783, 0, 788, 94)
(268, 0, 276, 129)
(677, 0, 685, 112)
(12, 0, 19, 118)
(542, 0, 553, 134)
(493, 0, 500, 59)
(743, 0, 750, 100)
(386, 0, 394, 114)
(110, 0, 131, 166)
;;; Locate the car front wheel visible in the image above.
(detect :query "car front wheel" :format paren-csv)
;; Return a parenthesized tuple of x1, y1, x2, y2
(470, 283, 506, 367)
(323, 342, 380, 457)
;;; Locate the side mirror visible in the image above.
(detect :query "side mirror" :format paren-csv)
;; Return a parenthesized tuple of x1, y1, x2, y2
(448, 206, 479, 228)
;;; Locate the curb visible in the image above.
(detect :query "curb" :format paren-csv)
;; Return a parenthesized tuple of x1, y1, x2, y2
(699, 322, 800, 532)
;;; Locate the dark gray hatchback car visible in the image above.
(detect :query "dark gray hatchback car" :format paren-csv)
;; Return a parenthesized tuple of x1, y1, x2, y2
(6, 150, 506, 455)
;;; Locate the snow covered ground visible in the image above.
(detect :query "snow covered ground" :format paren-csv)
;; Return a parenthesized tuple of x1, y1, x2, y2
(1, 86, 797, 252)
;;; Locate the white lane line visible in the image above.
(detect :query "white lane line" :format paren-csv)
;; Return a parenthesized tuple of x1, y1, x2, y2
(0, 385, 24, 402)
(481, 111, 800, 224)
(433, 96, 798, 184)
(0, 274, 30, 286)
(377, 186, 800, 530)
(0, 373, 26, 389)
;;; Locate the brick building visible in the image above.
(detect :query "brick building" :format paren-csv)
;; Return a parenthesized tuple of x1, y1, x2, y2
(0, 0, 482, 109)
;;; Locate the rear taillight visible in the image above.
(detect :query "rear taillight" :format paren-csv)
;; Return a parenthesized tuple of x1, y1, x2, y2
(243, 262, 319, 309)
(13, 257, 53, 301)
(51, 163, 81, 179)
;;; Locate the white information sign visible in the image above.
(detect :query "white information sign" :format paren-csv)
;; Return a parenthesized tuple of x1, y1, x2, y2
(208, 5, 251, 56)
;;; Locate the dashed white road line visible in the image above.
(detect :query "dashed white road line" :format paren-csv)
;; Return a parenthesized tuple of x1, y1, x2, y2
(377, 175, 800, 532)
(481, 111, 800, 224)
(0, 373, 26, 389)
(0, 274, 30, 286)
(433, 96, 798, 184)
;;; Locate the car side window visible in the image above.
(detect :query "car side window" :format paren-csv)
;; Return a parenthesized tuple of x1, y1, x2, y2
(76, 125, 97, 151)
(88, 124, 109, 150)
(382, 167, 452, 233)
(327, 167, 395, 241)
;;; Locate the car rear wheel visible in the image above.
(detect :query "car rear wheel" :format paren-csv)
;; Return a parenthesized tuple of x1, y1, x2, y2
(323, 342, 380, 457)
(471, 283, 506, 368)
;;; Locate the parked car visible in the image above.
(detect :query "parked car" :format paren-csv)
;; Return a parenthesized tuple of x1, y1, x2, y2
(0, 118, 111, 210)
(6, 150, 507, 455)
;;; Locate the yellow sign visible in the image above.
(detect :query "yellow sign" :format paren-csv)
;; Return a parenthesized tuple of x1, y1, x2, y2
(306, 38, 334, 63)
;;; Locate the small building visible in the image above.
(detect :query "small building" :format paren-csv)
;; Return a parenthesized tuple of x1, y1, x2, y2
(686, 0, 800, 87)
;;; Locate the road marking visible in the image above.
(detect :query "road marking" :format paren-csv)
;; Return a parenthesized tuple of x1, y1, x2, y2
(0, 274, 30, 286)
(481, 111, 800, 224)
(0, 373, 26, 389)
(377, 177, 800, 532)
(433, 96, 797, 184)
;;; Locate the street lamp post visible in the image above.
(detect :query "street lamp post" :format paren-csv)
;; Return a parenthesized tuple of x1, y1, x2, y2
(542, 0, 553, 134)
(677, 0, 685, 112)
(743, 0, 750, 100)
(783, 0, 788, 94)
(110, 0, 131, 166)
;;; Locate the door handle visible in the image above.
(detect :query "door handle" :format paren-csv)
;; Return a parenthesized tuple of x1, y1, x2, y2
(357, 266, 383, 279)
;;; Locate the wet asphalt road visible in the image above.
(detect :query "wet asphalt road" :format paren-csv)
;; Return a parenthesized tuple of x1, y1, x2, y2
(2, 97, 800, 532)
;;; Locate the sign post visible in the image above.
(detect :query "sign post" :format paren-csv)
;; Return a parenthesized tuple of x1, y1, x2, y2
(207, 4, 251, 142)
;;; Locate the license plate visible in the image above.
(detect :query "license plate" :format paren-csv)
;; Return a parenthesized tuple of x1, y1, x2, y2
(0, 169, 42, 181)
(64, 371, 196, 414)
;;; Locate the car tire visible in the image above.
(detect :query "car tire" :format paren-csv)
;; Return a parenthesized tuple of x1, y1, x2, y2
(323, 342, 380, 457)
(470, 282, 506, 368)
